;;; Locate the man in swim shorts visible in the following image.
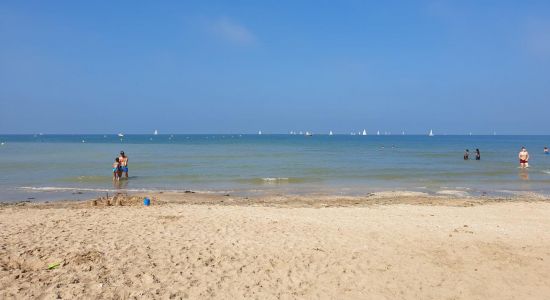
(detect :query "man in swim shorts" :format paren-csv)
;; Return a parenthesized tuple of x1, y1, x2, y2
(518, 147, 529, 168)
(118, 151, 129, 178)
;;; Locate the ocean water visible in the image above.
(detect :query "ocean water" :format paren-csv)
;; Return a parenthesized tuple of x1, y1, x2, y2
(0, 134, 549, 202)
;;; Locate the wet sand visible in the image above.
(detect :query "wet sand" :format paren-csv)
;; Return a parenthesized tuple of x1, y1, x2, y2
(1, 192, 550, 299)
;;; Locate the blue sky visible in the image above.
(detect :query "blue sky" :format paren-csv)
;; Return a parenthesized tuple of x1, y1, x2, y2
(1, 1, 549, 134)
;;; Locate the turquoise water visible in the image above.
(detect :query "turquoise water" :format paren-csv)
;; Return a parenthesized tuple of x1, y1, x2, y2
(0, 134, 549, 202)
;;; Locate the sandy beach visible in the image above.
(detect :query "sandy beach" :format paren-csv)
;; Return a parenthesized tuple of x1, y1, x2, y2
(2, 192, 550, 299)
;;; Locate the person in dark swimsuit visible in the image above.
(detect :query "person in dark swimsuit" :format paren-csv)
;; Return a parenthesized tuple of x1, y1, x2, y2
(475, 149, 481, 160)
(464, 149, 469, 160)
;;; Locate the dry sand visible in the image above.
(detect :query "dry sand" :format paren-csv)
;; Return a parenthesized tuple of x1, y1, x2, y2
(1, 192, 550, 299)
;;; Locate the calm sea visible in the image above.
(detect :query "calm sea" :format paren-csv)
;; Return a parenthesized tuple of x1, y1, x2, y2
(0, 134, 549, 202)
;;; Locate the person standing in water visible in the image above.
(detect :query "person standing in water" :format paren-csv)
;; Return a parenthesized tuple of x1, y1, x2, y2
(112, 157, 122, 180)
(544, 147, 549, 155)
(118, 151, 129, 178)
(464, 149, 470, 160)
(475, 149, 481, 160)
(518, 147, 529, 168)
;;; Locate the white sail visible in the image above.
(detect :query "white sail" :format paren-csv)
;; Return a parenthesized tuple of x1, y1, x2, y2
(258, 130, 262, 135)
(429, 129, 434, 137)
(154, 129, 158, 135)
(118, 133, 124, 137)
(402, 131, 405, 135)
(377, 130, 380, 136)
(362, 129, 367, 136)
(329, 131, 333, 136)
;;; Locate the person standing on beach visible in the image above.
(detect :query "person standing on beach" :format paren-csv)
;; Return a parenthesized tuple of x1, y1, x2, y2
(119, 151, 129, 178)
(475, 149, 481, 160)
(519, 147, 529, 168)
(464, 149, 469, 160)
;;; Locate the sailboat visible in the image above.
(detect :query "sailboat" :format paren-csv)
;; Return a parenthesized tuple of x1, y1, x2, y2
(377, 130, 380, 136)
(154, 129, 158, 135)
(402, 131, 405, 135)
(329, 131, 333, 136)
(428, 129, 434, 137)
(362, 129, 367, 136)
(258, 130, 262, 135)
(117, 133, 124, 137)
(305, 131, 312, 136)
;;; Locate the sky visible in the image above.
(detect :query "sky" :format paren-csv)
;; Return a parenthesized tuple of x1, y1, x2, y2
(1, 0, 549, 134)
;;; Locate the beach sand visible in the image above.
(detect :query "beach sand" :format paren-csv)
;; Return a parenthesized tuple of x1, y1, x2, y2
(1, 192, 550, 299)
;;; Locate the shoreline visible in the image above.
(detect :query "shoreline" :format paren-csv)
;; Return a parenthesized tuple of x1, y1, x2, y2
(3, 185, 550, 205)
(2, 192, 550, 299)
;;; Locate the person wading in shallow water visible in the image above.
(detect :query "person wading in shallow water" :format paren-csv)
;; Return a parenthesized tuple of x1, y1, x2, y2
(518, 147, 529, 168)
(475, 149, 481, 160)
(118, 151, 129, 178)
(464, 149, 470, 160)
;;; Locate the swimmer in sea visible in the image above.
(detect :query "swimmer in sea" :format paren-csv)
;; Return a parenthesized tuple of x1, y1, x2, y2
(464, 149, 469, 160)
(519, 147, 529, 168)
(475, 149, 481, 160)
(544, 146, 549, 155)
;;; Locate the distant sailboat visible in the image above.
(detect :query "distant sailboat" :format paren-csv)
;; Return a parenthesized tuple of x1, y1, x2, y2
(377, 130, 380, 136)
(362, 129, 367, 136)
(428, 129, 434, 137)
(118, 133, 124, 137)
(154, 129, 158, 135)
(329, 131, 333, 136)
(305, 131, 312, 136)
(402, 131, 405, 135)
(258, 130, 262, 135)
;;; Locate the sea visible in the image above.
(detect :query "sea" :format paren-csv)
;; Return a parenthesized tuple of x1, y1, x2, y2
(0, 134, 549, 202)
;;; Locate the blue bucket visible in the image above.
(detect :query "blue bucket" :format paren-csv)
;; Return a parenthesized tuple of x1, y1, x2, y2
(144, 198, 150, 206)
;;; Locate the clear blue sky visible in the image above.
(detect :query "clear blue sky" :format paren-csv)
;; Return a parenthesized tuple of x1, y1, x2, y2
(1, 1, 549, 134)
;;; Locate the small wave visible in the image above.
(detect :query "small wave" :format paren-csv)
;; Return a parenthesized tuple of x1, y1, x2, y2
(235, 177, 313, 185)
(17, 186, 234, 195)
(436, 190, 470, 197)
(19, 186, 138, 193)
(542, 170, 550, 175)
(262, 177, 289, 182)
